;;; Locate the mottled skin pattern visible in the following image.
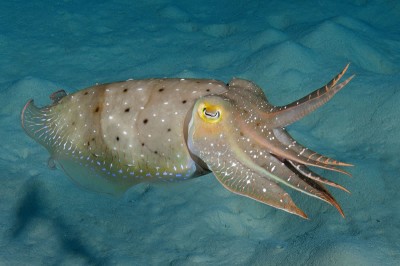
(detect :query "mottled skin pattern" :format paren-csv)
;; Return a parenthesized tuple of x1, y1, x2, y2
(22, 65, 354, 218)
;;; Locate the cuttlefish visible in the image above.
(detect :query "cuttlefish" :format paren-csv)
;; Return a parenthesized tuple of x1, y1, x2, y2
(21, 65, 354, 218)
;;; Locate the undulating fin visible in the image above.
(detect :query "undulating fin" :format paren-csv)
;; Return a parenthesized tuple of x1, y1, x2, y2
(49, 89, 67, 104)
(57, 157, 130, 196)
(260, 64, 354, 128)
(287, 160, 350, 193)
(21, 99, 52, 148)
(273, 128, 353, 167)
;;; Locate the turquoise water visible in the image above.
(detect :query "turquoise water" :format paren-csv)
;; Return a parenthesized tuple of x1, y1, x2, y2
(1, 0, 399, 265)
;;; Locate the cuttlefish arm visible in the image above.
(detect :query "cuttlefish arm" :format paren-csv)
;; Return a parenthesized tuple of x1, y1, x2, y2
(237, 65, 353, 173)
(188, 65, 353, 218)
(261, 64, 354, 128)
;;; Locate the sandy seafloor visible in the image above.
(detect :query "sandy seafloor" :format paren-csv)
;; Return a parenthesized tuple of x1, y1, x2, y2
(1, 0, 399, 265)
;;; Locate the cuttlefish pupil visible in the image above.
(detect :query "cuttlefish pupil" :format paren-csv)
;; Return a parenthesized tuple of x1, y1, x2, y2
(203, 108, 220, 119)
(21, 64, 354, 219)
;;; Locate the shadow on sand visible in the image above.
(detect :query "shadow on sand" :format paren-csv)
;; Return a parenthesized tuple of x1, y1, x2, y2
(8, 179, 109, 265)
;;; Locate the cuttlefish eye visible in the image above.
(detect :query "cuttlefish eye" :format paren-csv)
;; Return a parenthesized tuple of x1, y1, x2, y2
(198, 103, 222, 123)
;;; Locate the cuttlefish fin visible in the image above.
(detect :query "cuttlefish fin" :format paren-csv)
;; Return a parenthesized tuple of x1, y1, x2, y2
(263, 64, 354, 128)
(21, 99, 52, 147)
(49, 89, 67, 104)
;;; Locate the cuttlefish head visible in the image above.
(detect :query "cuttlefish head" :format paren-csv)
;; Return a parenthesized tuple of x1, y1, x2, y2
(188, 65, 354, 219)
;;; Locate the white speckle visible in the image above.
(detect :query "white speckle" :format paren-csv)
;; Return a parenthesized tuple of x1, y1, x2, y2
(137, 87, 143, 91)
(123, 131, 127, 135)
(271, 165, 276, 172)
(140, 106, 144, 110)
(263, 188, 267, 193)
(148, 134, 151, 138)
(246, 180, 251, 184)
(106, 102, 110, 106)
(164, 102, 169, 105)
(109, 115, 113, 120)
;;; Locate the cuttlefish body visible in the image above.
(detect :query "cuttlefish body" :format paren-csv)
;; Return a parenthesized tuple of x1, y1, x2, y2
(21, 65, 353, 218)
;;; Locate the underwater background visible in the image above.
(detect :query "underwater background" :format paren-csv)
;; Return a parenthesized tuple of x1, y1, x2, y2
(1, 0, 399, 265)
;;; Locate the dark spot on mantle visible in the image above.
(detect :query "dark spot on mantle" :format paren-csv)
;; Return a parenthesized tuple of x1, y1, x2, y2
(143, 119, 148, 124)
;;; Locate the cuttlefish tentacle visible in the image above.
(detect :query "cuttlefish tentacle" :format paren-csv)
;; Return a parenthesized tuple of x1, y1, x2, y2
(260, 64, 354, 128)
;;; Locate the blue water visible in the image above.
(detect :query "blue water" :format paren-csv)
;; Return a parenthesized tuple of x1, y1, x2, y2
(1, 0, 399, 265)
